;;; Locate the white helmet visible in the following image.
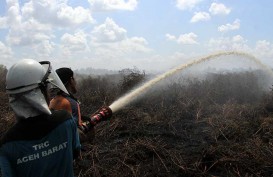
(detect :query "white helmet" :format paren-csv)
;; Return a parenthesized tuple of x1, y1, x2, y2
(6, 59, 69, 95)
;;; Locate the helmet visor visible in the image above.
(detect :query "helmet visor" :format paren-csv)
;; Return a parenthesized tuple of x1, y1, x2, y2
(40, 61, 69, 95)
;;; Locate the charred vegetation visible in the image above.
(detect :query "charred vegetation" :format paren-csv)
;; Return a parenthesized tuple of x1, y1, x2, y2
(1, 66, 273, 176)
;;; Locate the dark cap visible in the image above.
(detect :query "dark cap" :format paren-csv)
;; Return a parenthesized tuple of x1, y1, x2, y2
(56, 67, 73, 85)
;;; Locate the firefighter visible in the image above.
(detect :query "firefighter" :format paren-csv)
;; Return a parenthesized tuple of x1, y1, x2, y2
(49, 67, 112, 141)
(0, 59, 81, 177)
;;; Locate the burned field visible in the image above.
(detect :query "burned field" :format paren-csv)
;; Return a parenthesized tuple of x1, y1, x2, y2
(1, 67, 273, 176)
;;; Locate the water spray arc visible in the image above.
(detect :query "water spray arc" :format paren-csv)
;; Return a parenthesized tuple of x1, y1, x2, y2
(109, 51, 273, 113)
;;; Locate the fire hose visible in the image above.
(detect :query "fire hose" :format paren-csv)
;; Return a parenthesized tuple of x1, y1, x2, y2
(78, 106, 112, 134)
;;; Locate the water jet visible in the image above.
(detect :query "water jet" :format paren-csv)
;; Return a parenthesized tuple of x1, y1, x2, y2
(109, 51, 273, 113)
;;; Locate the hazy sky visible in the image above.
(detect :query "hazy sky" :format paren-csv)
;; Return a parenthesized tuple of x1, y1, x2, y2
(0, 0, 273, 72)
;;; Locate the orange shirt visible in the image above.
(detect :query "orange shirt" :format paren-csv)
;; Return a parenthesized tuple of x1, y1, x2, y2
(49, 94, 83, 126)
